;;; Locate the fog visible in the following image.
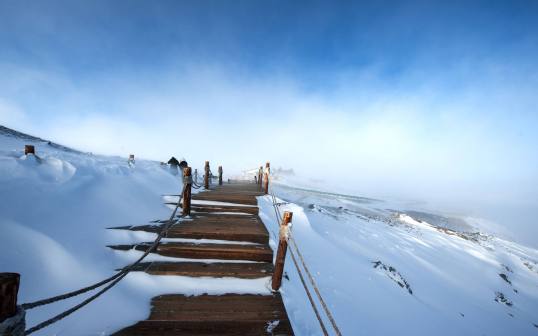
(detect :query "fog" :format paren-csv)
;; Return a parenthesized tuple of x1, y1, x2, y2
(1, 0, 537, 247)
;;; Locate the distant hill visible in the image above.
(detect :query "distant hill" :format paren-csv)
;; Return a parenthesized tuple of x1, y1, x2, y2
(0, 124, 82, 154)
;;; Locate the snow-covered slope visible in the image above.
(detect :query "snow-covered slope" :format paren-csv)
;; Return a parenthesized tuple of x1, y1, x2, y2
(2, 125, 537, 335)
(0, 126, 190, 334)
(258, 183, 538, 335)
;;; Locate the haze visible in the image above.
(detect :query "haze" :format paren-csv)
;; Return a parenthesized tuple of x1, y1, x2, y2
(1, 1, 537, 246)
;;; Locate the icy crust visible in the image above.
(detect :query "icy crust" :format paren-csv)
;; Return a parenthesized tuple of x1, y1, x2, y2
(257, 186, 538, 336)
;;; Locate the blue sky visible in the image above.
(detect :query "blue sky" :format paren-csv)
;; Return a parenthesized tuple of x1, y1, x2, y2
(1, 1, 538, 245)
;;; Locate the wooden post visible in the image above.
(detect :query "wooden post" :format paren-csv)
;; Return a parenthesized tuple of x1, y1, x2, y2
(182, 167, 192, 216)
(0, 273, 19, 323)
(264, 162, 270, 195)
(24, 145, 35, 155)
(272, 212, 293, 291)
(218, 166, 223, 186)
(204, 161, 210, 189)
(258, 166, 263, 189)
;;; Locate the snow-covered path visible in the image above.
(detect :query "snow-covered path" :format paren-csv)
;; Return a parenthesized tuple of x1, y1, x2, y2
(1, 127, 290, 334)
(109, 183, 294, 335)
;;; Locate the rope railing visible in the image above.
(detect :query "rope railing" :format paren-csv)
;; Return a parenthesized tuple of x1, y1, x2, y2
(21, 183, 187, 335)
(269, 187, 343, 336)
(2, 159, 340, 335)
(0, 155, 227, 335)
(268, 191, 329, 336)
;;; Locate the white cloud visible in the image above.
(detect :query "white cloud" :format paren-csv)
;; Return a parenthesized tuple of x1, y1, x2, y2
(1, 60, 537, 246)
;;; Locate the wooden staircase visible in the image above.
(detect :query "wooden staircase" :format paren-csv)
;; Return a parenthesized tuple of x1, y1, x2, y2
(109, 183, 294, 335)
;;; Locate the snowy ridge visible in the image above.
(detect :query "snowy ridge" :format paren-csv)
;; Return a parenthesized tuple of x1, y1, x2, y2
(0, 125, 82, 154)
(257, 184, 538, 335)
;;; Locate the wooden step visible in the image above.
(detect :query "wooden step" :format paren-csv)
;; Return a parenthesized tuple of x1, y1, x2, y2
(122, 216, 269, 244)
(111, 183, 294, 335)
(191, 205, 259, 215)
(164, 204, 259, 215)
(192, 194, 259, 206)
(112, 294, 294, 335)
(167, 216, 269, 244)
(129, 261, 273, 278)
(108, 242, 273, 262)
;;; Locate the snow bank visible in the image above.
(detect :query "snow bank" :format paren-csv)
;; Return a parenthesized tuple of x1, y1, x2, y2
(258, 185, 538, 335)
(0, 130, 194, 335)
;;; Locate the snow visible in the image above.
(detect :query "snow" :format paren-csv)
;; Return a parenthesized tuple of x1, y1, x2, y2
(2, 126, 538, 335)
(257, 183, 538, 335)
(163, 195, 257, 207)
(114, 249, 264, 264)
(106, 229, 261, 246)
(123, 273, 271, 297)
(0, 128, 269, 335)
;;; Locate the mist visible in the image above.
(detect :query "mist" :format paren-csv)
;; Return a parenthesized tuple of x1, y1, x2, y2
(1, 0, 537, 247)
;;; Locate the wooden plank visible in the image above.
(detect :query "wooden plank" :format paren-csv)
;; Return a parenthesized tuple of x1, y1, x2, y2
(192, 193, 259, 206)
(113, 294, 294, 335)
(168, 185, 262, 207)
(130, 262, 273, 278)
(124, 213, 269, 244)
(150, 293, 291, 321)
(191, 205, 259, 215)
(166, 216, 269, 244)
(111, 183, 294, 335)
(108, 242, 273, 262)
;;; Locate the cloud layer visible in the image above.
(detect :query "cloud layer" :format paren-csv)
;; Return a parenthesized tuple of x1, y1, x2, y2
(1, 1, 537, 246)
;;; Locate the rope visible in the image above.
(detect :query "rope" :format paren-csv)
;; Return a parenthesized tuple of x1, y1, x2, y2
(270, 190, 342, 336)
(25, 273, 128, 335)
(269, 192, 329, 336)
(22, 184, 187, 334)
(287, 244, 329, 336)
(289, 236, 343, 336)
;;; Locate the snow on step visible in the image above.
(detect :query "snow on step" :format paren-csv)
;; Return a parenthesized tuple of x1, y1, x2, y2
(190, 205, 259, 215)
(112, 294, 294, 336)
(109, 217, 268, 244)
(108, 242, 273, 262)
(192, 191, 260, 206)
(110, 183, 293, 335)
(129, 261, 273, 278)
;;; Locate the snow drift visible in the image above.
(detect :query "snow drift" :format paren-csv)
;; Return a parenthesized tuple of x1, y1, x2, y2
(0, 126, 190, 334)
(257, 183, 538, 335)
